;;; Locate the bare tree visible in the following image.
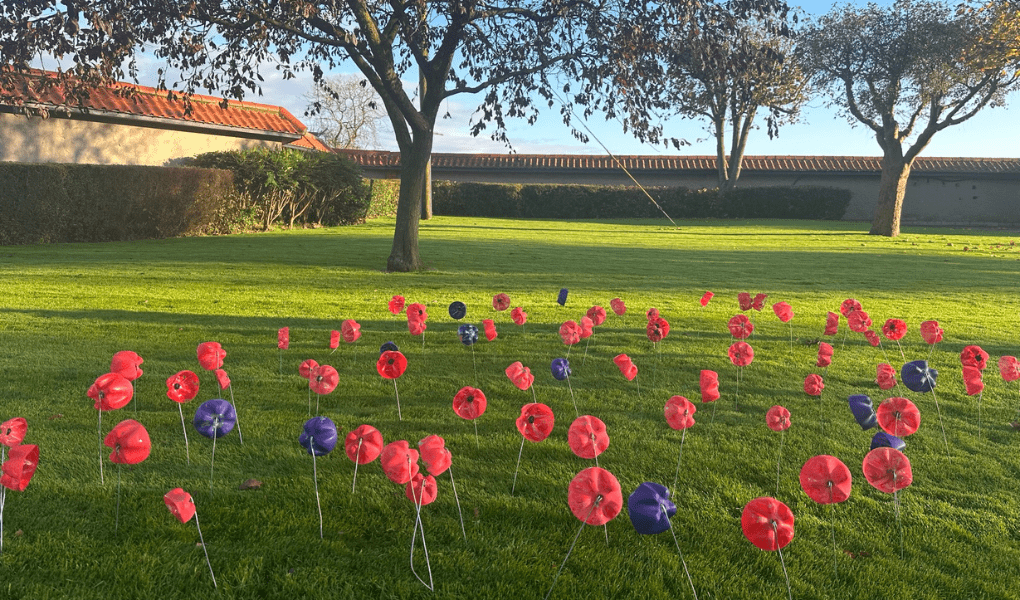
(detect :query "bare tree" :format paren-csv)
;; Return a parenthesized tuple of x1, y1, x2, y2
(304, 74, 387, 149)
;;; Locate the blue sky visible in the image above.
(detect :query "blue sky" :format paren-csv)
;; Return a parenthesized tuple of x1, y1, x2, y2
(138, 0, 1019, 158)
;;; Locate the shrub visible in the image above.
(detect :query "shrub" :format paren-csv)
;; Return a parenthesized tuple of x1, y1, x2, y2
(365, 179, 400, 218)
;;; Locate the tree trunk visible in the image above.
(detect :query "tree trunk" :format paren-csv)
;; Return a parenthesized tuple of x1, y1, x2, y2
(869, 154, 911, 237)
(387, 133, 433, 271)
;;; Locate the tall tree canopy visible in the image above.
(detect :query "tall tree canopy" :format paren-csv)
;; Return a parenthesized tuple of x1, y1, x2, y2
(800, 0, 1020, 237)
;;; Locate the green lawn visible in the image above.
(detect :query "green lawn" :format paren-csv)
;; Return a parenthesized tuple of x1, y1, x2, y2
(1, 217, 1020, 599)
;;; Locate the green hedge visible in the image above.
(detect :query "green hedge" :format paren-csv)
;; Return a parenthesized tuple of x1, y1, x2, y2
(432, 181, 851, 220)
(365, 179, 400, 219)
(0, 163, 235, 245)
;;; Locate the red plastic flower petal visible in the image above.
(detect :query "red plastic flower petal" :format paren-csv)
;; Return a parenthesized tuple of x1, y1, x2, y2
(579, 316, 594, 340)
(772, 302, 793, 323)
(299, 359, 320, 380)
(329, 330, 341, 349)
(377, 351, 407, 379)
(645, 307, 660, 321)
(567, 416, 609, 459)
(104, 419, 151, 465)
(699, 291, 714, 307)
(0, 417, 27, 448)
(799, 455, 851, 504)
(741, 497, 794, 551)
(738, 292, 752, 311)
(408, 319, 427, 336)
(344, 424, 383, 465)
(511, 307, 528, 326)
(388, 295, 406, 315)
(505, 361, 535, 391)
(610, 298, 626, 316)
(700, 370, 720, 403)
(483, 319, 498, 341)
(728, 314, 754, 339)
(1000, 356, 1020, 383)
(559, 320, 582, 345)
(751, 293, 768, 312)
(492, 293, 511, 311)
(862, 447, 912, 494)
(728, 342, 754, 367)
(405, 473, 438, 506)
(406, 302, 428, 323)
(881, 319, 907, 341)
(165, 370, 198, 404)
(664, 396, 697, 430)
(960, 345, 989, 371)
(516, 403, 555, 442)
(839, 298, 862, 317)
(647, 316, 670, 342)
(568, 467, 623, 526)
(963, 366, 984, 396)
(196, 342, 226, 371)
(278, 327, 290, 350)
(1, 444, 39, 492)
(824, 311, 839, 336)
(876, 363, 896, 390)
(164, 488, 196, 524)
(309, 365, 339, 395)
(90, 372, 134, 411)
(847, 310, 872, 333)
(816, 342, 834, 368)
(804, 373, 824, 396)
(419, 435, 452, 476)
(341, 319, 361, 343)
(766, 405, 791, 432)
(613, 354, 638, 381)
(586, 305, 607, 326)
(453, 386, 487, 420)
(920, 320, 943, 345)
(110, 351, 144, 381)
(380, 440, 420, 484)
(863, 329, 881, 347)
(876, 397, 920, 436)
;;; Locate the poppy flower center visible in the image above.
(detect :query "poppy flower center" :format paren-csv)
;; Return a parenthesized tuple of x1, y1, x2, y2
(528, 415, 535, 424)
(388, 359, 395, 365)
(174, 383, 181, 390)
(466, 395, 473, 402)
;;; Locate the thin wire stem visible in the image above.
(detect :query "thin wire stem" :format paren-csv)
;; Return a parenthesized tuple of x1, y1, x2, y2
(178, 403, 190, 466)
(511, 437, 526, 495)
(312, 447, 323, 539)
(97, 410, 104, 485)
(774, 522, 793, 600)
(672, 428, 687, 492)
(351, 439, 363, 495)
(449, 468, 466, 541)
(665, 504, 698, 600)
(929, 386, 951, 461)
(193, 510, 217, 588)
(209, 420, 218, 496)
(544, 500, 598, 600)
(229, 385, 242, 445)
(408, 462, 434, 591)
(566, 376, 578, 417)
(394, 379, 402, 421)
(829, 502, 838, 578)
(115, 463, 122, 533)
(775, 430, 785, 497)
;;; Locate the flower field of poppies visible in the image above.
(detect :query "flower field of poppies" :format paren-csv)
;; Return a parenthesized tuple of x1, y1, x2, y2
(2, 216, 1020, 599)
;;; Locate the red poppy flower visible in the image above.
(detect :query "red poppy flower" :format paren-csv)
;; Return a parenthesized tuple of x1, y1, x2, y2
(824, 311, 839, 336)
(388, 295, 406, 315)
(516, 403, 555, 442)
(165, 370, 199, 404)
(646, 307, 660, 321)
(647, 316, 670, 342)
(863, 330, 881, 347)
(110, 351, 144, 381)
(741, 497, 794, 551)
(804, 374, 824, 396)
(700, 370, 720, 402)
(728, 342, 754, 367)
(766, 405, 791, 432)
(492, 293, 511, 311)
(405, 473, 438, 506)
(406, 302, 428, 323)
(0, 417, 27, 448)
(278, 327, 289, 350)
(961, 345, 989, 371)
(586, 305, 607, 326)
(104, 419, 151, 465)
(511, 307, 528, 326)
(419, 435, 452, 476)
(610, 298, 626, 316)
(882, 319, 907, 341)
(963, 366, 984, 396)
(452, 386, 487, 420)
(999, 356, 1020, 383)
(309, 365, 339, 394)
(482, 319, 498, 341)
(862, 447, 912, 494)
(567, 416, 609, 459)
(89, 372, 134, 411)
(380, 440, 420, 484)
(839, 298, 861, 317)
(329, 330, 341, 350)
(876, 397, 920, 436)
(920, 320, 943, 345)
(408, 319, 427, 336)
(164, 488, 196, 524)
(728, 314, 754, 339)
(772, 302, 793, 323)
(613, 354, 638, 381)
(345, 425, 384, 464)
(377, 351, 407, 379)
(1, 443, 39, 492)
(568, 467, 623, 526)
(664, 396, 697, 430)
(505, 361, 535, 391)
(847, 310, 872, 333)
(734, 292, 751, 311)
(196, 342, 226, 371)
(699, 291, 714, 307)
(751, 293, 768, 312)
(341, 319, 361, 343)
(876, 363, 896, 390)
(299, 359, 319, 380)
(816, 342, 834, 368)
(799, 455, 851, 504)
(558, 320, 581, 345)
(579, 316, 594, 340)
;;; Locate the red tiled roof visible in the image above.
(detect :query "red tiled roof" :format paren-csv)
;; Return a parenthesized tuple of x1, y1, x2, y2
(288, 132, 331, 152)
(339, 150, 1020, 175)
(1, 70, 307, 140)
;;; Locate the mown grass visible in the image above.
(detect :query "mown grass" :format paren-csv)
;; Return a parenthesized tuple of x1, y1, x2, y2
(1, 217, 1020, 599)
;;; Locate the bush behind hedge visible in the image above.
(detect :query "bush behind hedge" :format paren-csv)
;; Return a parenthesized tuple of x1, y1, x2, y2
(0, 163, 235, 245)
(432, 181, 851, 220)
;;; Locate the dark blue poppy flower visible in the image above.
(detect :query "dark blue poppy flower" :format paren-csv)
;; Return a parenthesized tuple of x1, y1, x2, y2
(628, 481, 676, 535)
(901, 360, 937, 393)
(458, 324, 478, 346)
(551, 358, 571, 381)
(193, 399, 236, 439)
(299, 416, 338, 456)
(448, 301, 467, 320)
(557, 288, 568, 306)
(848, 394, 878, 430)
(380, 341, 399, 354)
(870, 431, 906, 452)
